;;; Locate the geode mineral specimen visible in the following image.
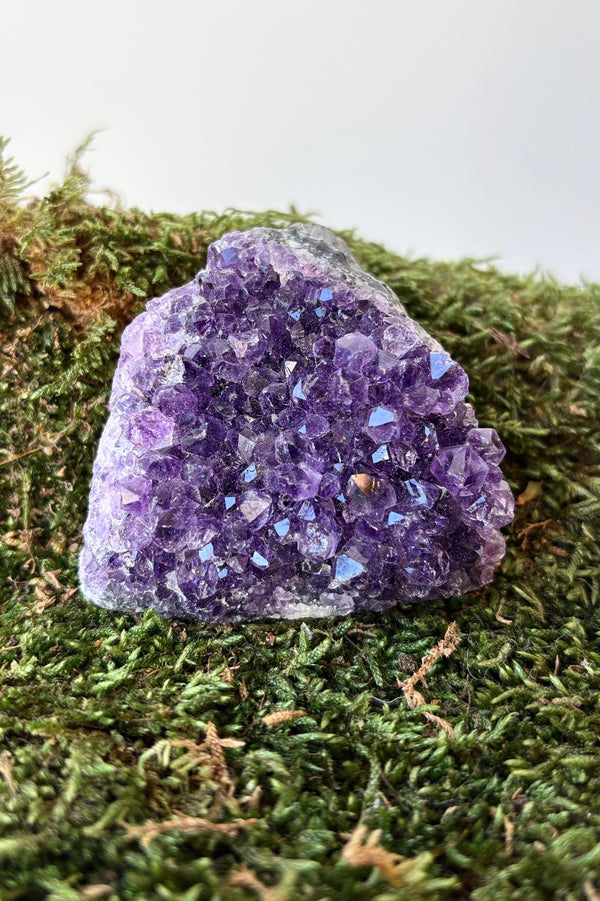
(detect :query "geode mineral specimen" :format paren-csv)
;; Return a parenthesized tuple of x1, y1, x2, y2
(79, 224, 514, 621)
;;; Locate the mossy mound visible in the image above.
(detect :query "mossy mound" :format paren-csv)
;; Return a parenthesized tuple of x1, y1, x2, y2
(1, 137, 600, 900)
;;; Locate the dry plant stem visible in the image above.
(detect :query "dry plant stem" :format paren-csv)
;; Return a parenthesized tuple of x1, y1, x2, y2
(124, 814, 260, 849)
(342, 824, 431, 890)
(260, 709, 308, 726)
(398, 622, 462, 735)
(0, 750, 17, 795)
(400, 623, 461, 703)
(228, 865, 290, 901)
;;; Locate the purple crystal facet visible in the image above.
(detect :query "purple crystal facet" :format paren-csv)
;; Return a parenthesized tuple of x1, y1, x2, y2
(79, 224, 514, 621)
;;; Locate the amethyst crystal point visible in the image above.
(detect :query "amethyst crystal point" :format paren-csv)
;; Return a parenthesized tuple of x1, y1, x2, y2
(79, 224, 514, 621)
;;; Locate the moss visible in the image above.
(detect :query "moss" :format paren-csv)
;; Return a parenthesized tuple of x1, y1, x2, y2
(1, 136, 599, 900)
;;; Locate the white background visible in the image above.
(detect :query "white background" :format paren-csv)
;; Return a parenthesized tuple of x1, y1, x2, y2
(2, 0, 599, 283)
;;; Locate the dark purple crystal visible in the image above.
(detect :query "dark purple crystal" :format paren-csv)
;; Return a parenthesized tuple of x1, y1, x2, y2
(79, 224, 514, 621)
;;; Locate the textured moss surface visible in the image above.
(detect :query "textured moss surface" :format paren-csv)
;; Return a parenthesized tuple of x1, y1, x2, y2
(1, 138, 600, 900)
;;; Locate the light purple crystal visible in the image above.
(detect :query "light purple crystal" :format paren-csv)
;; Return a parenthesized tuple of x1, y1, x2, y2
(79, 224, 514, 621)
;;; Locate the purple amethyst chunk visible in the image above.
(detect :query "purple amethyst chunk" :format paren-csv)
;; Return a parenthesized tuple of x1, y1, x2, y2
(79, 224, 514, 621)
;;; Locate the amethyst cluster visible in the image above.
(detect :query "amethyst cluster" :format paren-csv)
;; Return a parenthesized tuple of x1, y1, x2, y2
(79, 224, 514, 621)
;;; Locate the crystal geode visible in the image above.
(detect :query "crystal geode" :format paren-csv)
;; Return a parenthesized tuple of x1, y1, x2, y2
(79, 224, 514, 621)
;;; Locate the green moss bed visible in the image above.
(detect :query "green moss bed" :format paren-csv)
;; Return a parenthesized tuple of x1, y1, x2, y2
(1, 136, 600, 900)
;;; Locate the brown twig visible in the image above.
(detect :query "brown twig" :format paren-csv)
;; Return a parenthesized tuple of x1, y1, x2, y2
(398, 622, 462, 736)
(341, 824, 430, 889)
(0, 447, 44, 467)
(205, 720, 235, 800)
(228, 865, 288, 901)
(259, 710, 307, 726)
(124, 813, 259, 849)
(485, 325, 531, 358)
(0, 750, 18, 795)
(137, 722, 245, 817)
(400, 622, 461, 706)
(516, 519, 553, 549)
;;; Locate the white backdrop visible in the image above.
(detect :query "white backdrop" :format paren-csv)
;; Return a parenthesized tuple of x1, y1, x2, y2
(2, 0, 599, 283)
